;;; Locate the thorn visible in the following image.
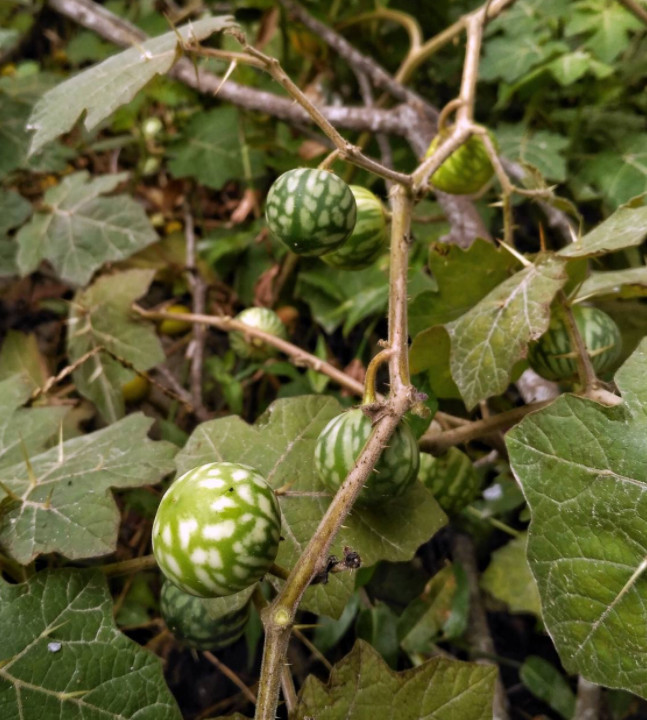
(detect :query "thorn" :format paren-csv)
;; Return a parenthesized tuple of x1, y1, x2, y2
(496, 238, 531, 267)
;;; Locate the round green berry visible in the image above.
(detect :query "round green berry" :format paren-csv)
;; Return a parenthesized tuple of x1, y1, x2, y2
(321, 186, 387, 270)
(528, 305, 622, 382)
(229, 307, 287, 360)
(425, 131, 494, 195)
(265, 168, 357, 256)
(152, 462, 282, 598)
(418, 449, 481, 515)
(160, 580, 252, 650)
(314, 408, 420, 506)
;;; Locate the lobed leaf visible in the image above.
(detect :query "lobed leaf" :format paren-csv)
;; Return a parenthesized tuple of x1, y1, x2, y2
(16, 172, 158, 286)
(297, 640, 497, 720)
(0, 569, 181, 719)
(67, 269, 164, 422)
(0, 413, 176, 564)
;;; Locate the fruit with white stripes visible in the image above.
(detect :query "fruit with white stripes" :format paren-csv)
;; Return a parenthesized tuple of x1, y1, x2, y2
(314, 408, 420, 506)
(418, 448, 481, 515)
(152, 462, 281, 598)
(527, 305, 622, 382)
(160, 580, 252, 650)
(265, 168, 357, 255)
(229, 307, 287, 360)
(321, 186, 388, 270)
(425, 131, 494, 195)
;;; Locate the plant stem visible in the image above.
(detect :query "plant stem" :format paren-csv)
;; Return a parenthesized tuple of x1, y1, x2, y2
(419, 401, 552, 454)
(99, 554, 158, 577)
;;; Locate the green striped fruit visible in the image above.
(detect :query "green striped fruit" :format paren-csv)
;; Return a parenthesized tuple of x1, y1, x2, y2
(152, 462, 281, 598)
(314, 408, 420, 507)
(160, 580, 252, 650)
(527, 305, 622, 382)
(418, 448, 481, 515)
(321, 186, 387, 270)
(265, 168, 357, 255)
(425, 131, 494, 195)
(229, 307, 287, 360)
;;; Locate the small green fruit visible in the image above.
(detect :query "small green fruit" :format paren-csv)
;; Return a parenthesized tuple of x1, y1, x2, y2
(314, 408, 420, 506)
(321, 186, 387, 270)
(160, 580, 252, 650)
(418, 448, 481, 515)
(425, 131, 494, 195)
(229, 307, 287, 360)
(265, 168, 357, 256)
(528, 305, 622, 382)
(152, 462, 282, 598)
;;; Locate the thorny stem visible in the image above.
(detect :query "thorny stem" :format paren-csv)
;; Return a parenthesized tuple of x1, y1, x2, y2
(254, 179, 418, 719)
(221, 33, 412, 188)
(419, 401, 552, 455)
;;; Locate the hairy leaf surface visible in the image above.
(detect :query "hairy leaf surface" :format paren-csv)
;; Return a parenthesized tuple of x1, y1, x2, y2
(507, 338, 647, 696)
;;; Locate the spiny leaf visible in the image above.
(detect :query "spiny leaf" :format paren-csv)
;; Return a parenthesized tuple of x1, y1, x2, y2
(0, 413, 176, 564)
(15, 172, 158, 286)
(0, 374, 68, 468)
(447, 254, 567, 409)
(506, 338, 647, 697)
(27, 16, 237, 156)
(0, 569, 181, 719)
(296, 639, 497, 720)
(67, 269, 164, 422)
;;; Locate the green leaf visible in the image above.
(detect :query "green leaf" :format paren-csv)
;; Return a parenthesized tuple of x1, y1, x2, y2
(558, 196, 647, 258)
(496, 124, 569, 182)
(356, 602, 400, 668)
(0, 81, 74, 180)
(506, 338, 647, 697)
(0, 374, 68, 468)
(480, 33, 568, 83)
(67, 269, 164, 422)
(0, 188, 31, 236)
(410, 327, 461, 399)
(0, 413, 176, 564)
(168, 107, 264, 190)
(580, 134, 647, 209)
(575, 268, 647, 302)
(565, 1, 643, 63)
(174, 396, 446, 618)
(295, 265, 388, 335)
(16, 171, 158, 285)
(409, 239, 518, 336)
(297, 640, 497, 720)
(0, 569, 181, 719)
(480, 533, 542, 618)
(27, 16, 236, 156)
(519, 656, 576, 720)
(447, 255, 567, 409)
(0, 331, 48, 390)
